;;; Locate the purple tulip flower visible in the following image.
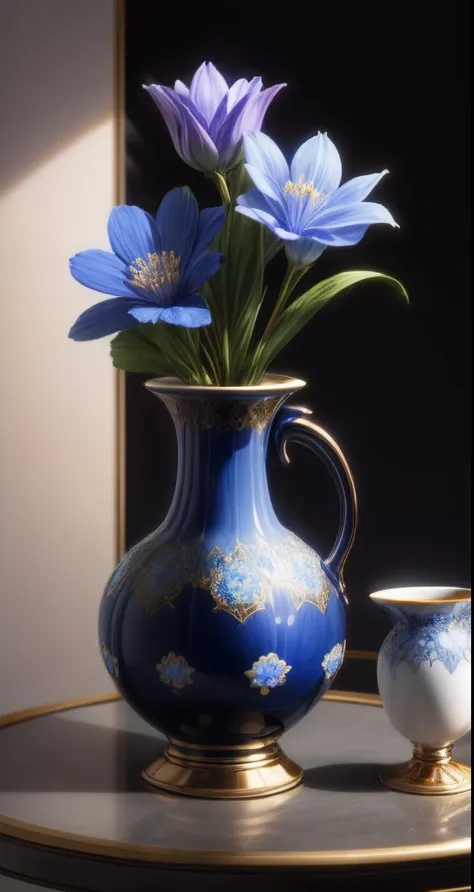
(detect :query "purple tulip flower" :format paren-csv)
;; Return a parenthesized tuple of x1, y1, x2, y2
(144, 62, 285, 173)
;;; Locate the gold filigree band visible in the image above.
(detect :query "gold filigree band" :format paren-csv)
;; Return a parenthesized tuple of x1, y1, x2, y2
(161, 395, 282, 431)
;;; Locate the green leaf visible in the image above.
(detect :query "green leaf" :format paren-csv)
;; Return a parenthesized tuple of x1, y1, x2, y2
(228, 215, 265, 326)
(255, 270, 409, 377)
(227, 159, 252, 200)
(263, 230, 283, 266)
(110, 328, 173, 374)
(207, 161, 267, 379)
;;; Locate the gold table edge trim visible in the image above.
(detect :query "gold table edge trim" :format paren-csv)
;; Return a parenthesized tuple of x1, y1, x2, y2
(0, 689, 470, 869)
(426, 887, 471, 892)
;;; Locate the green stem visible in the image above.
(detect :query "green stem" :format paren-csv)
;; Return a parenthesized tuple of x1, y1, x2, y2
(222, 329, 231, 384)
(212, 171, 231, 206)
(212, 171, 234, 382)
(246, 265, 308, 385)
(261, 264, 307, 343)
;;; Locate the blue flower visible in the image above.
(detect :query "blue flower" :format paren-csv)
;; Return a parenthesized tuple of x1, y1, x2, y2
(236, 132, 398, 267)
(69, 187, 224, 340)
(144, 62, 285, 173)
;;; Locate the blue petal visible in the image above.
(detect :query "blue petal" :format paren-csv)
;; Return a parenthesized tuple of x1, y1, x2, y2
(284, 237, 326, 267)
(245, 163, 283, 200)
(236, 186, 267, 209)
(107, 206, 157, 265)
(128, 306, 166, 324)
(328, 171, 389, 208)
(186, 252, 223, 292)
(235, 204, 280, 233)
(273, 226, 300, 240)
(305, 225, 372, 247)
(69, 298, 141, 340)
(309, 201, 398, 233)
(155, 187, 199, 260)
(290, 133, 342, 198)
(189, 62, 228, 123)
(237, 185, 282, 221)
(193, 206, 226, 255)
(69, 250, 136, 297)
(159, 295, 212, 328)
(243, 132, 289, 187)
(235, 205, 265, 225)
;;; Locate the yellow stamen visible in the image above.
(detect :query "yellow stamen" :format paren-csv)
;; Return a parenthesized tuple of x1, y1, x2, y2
(129, 250, 180, 292)
(284, 174, 321, 200)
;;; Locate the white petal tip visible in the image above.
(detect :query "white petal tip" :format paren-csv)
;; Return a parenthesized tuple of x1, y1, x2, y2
(393, 222, 400, 229)
(382, 169, 390, 176)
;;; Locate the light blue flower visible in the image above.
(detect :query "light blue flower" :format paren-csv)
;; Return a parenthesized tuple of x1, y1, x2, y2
(236, 132, 398, 267)
(144, 62, 285, 173)
(69, 187, 224, 340)
(322, 643, 345, 679)
(245, 652, 292, 695)
(156, 652, 195, 692)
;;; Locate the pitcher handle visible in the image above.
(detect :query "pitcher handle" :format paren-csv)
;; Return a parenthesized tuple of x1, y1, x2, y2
(272, 405, 358, 602)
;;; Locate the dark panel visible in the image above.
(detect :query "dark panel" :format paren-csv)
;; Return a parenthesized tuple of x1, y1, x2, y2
(124, 0, 471, 652)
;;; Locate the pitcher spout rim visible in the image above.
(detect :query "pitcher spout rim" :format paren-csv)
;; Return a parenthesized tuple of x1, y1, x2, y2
(144, 373, 306, 398)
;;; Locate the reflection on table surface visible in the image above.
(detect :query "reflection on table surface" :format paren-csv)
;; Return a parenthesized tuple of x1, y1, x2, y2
(0, 693, 470, 858)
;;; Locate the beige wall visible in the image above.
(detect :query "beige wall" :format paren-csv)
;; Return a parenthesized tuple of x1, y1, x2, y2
(0, 0, 119, 714)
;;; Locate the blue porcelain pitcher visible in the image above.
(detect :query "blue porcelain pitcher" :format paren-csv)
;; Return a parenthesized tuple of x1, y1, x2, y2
(99, 374, 357, 798)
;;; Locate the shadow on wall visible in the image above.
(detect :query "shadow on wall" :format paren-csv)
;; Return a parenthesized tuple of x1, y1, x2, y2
(0, 0, 116, 197)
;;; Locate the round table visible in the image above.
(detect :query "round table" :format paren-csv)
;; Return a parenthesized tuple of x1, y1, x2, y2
(0, 690, 470, 892)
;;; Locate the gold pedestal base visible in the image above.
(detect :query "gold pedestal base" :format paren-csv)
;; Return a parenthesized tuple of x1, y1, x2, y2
(381, 744, 471, 795)
(143, 738, 303, 799)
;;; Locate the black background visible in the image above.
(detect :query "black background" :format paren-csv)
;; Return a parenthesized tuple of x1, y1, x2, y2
(124, 0, 471, 652)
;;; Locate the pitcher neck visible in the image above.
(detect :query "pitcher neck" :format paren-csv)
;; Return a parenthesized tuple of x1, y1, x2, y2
(161, 394, 283, 539)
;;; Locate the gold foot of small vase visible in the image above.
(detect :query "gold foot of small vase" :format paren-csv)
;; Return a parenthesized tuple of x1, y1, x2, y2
(143, 738, 303, 799)
(381, 744, 471, 795)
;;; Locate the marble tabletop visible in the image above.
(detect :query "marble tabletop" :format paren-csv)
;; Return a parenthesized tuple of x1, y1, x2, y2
(0, 689, 470, 891)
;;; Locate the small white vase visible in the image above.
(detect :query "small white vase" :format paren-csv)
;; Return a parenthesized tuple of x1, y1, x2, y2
(370, 586, 471, 795)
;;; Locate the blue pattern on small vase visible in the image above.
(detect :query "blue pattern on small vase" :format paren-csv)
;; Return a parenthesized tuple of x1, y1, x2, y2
(322, 642, 345, 678)
(245, 653, 292, 695)
(101, 642, 119, 679)
(384, 602, 471, 676)
(156, 651, 195, 693)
